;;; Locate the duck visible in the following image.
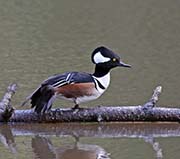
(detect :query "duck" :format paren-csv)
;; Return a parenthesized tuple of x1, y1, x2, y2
(22, 46, 131, 113)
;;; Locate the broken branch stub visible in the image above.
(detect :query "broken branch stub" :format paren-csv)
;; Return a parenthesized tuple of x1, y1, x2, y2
(0, 84, 17, 121)
(143, 86, 162, 110)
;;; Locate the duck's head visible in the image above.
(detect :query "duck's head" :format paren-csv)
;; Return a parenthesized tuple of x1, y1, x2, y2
(91, 46, 131, 70)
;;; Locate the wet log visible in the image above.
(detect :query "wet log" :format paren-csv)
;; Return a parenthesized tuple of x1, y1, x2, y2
(0, 84, 180, 122)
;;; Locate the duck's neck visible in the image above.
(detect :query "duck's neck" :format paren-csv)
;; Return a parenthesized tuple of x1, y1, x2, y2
(93, 64, 110, 77)
(93, 65, 111, 91)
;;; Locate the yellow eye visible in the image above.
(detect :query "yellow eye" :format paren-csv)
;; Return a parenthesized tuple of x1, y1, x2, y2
(112, 58, 116, 62)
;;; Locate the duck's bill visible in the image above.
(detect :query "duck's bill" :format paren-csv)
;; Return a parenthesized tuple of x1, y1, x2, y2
(118, 61, 131, 68)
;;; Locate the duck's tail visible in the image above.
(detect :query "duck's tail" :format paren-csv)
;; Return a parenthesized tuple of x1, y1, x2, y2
(21, 85, 55, 114)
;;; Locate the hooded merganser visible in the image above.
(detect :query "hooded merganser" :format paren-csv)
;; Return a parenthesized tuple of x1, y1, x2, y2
(22, 46, 131, 113)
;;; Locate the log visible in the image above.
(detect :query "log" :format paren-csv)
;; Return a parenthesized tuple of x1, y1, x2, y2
(0, 84, 180, 122)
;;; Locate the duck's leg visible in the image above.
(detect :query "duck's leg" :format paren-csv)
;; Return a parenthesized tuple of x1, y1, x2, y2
(73, 104, 79, 109)
(72, 99, 79, 109)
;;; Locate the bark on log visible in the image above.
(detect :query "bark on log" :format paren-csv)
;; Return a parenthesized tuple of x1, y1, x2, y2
(0, 84, 180, 122)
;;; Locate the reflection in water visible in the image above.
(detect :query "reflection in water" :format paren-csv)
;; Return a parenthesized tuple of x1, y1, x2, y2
(10, 123, 180, 138)
(144, 137, 163, 159)
(32, 136, 110, 159)
(32, 137, 56, 159)
(1, 123, 180, 159)
(0, 124, 16, 154)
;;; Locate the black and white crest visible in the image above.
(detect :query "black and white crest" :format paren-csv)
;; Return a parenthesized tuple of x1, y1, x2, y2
(91, 46, 120, 64)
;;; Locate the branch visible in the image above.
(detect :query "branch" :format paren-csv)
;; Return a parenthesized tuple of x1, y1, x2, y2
(8, 106, 180, 122)
(0, 84, 180, 122)
(143, 86, 162, 109)
(0, 84, 17, 122)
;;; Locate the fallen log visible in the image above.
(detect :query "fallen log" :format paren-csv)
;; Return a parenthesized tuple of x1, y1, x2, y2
(0, 84, 180, 122)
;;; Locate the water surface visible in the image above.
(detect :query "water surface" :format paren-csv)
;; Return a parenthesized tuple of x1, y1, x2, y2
(1, 123, 180, 159)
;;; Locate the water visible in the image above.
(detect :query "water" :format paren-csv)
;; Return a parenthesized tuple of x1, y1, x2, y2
(1, 123, 180, 159)
(0, 0, 180, 158)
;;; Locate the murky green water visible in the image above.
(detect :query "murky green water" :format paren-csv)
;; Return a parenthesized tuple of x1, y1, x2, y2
(0, 0, 180, 158)
(1, 123, 180, 159)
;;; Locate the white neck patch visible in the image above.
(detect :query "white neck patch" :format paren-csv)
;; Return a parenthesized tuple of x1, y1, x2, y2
(93, 72, 110, 93)
(93, 52, 111, 64)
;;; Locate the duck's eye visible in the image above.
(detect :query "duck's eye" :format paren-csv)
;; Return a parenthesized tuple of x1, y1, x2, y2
(112, 58, 116, 62)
